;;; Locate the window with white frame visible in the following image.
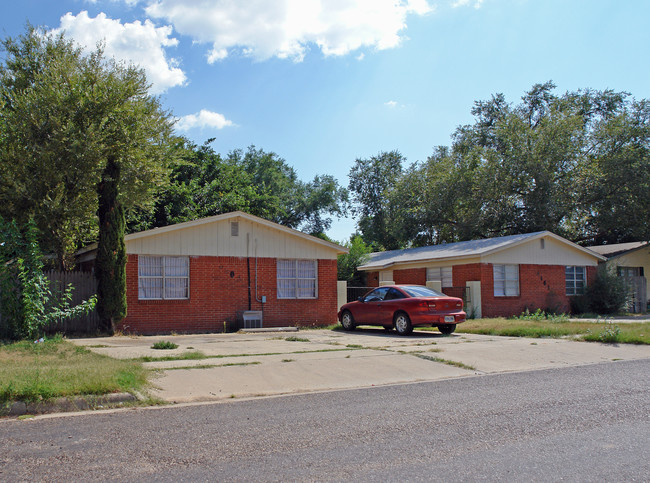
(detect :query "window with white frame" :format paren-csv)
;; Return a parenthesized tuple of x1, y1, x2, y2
(493, 264, 519, 297)
(426, 267, 453, 287)
(138, 256, 189, 300)
(565, 266, 586, 296)
(277, 259, 317, 299)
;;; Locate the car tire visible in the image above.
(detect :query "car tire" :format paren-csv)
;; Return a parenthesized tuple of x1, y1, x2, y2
(394, 312, 413, 336)
(341, 310, 356, 331)
(438, 324, 456, 335)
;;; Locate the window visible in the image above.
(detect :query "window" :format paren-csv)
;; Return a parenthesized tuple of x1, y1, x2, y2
(138, 256, 189, 300)
(426, 267, 453, 287)
(566, 266, 586, 295)
(493, 264, 519, 297)
(379, 270, 393, 283)
(363, 287, 389, 302)
(617, 266, 643, 277)
(277, 259, 317, 299)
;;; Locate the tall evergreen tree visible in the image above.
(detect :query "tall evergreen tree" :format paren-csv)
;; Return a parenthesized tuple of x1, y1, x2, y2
(96, 157, 127, 334)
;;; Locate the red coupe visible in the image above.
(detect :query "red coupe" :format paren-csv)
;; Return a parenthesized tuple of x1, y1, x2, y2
(338, 285, 466, 335)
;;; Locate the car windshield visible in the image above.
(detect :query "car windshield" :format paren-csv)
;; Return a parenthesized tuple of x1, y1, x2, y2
(401, 286, 444, 298)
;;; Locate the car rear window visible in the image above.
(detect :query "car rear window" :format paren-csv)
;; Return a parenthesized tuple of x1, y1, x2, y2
(401, 286, 444, 298)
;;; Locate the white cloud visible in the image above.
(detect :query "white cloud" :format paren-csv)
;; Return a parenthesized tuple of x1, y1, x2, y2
(452, 0, 484, 8)
(53, 11, 186, 94)
(145, 0, 433, 63)
(384, 100, 399, 108)
(176, 110, 234, 131)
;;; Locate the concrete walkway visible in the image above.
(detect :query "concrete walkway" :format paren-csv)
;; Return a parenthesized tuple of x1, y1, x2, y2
(70, 328, 650, 404)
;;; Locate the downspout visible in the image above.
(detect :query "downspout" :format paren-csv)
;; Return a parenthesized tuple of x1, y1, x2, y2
(255, 239, 262, 302)
(246, 233, 251, 310)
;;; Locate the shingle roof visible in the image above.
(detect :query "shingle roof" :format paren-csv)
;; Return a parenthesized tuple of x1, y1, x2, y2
(587, 241, 649, 258)
(358, 231, 603, 270)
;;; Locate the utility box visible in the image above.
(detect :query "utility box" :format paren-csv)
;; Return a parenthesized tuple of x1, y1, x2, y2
(237, 310, 263, 329)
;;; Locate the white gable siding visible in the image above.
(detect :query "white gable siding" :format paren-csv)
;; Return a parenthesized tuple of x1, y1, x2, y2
(483, 236, 599, 266)
(126, 217, 340, 260)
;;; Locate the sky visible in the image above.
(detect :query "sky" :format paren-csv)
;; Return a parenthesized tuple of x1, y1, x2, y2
(1, 0, 649, 243)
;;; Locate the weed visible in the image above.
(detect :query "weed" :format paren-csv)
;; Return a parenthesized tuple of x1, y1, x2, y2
(151, 341, 179, 350)
(346, 344, 363, 349)
(597, 323, 621, 343)
(285, 336, 310, 342)
(282, 359, 294, 363)
(412, 353, 476, 370)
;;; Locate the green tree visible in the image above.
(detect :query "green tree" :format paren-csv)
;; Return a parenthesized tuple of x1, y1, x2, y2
(132, 142, 347, 236)
(348, 150, 404, 249)
(337, 235, 372, 286)
(0, 27, 175, 267)
(377, 82, 650, 246)
(95, 158, 127, 334)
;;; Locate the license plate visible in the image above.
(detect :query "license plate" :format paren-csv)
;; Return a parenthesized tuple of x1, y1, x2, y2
(444, 316, 455, 323)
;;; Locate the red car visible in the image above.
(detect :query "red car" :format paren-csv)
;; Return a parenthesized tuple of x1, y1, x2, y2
(338, 285, 466, 336)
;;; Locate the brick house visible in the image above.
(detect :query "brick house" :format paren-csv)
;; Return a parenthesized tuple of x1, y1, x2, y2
(357, 231, 605, 318)
(77, 211, 347, 334)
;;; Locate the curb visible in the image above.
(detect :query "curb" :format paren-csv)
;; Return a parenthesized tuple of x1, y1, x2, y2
(239, 327, 299, 333)
(2, 392, 137, 417)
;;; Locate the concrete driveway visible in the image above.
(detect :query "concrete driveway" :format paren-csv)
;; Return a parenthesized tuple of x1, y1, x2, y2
(70, 329, 650, 404)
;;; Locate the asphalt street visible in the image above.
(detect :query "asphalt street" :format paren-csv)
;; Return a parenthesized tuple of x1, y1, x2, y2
(1, 359, 648, 482)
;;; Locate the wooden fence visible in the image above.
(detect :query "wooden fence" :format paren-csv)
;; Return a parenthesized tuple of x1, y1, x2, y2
(0, 271, 100, 337)
(44, 270, 100, 334)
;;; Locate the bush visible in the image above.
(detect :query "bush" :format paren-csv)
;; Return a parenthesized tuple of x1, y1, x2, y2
(569, 267, 630, 315)
(586, 267, 630, 315)
(151, 341, 179, 350)
(0, 218, 96, 340)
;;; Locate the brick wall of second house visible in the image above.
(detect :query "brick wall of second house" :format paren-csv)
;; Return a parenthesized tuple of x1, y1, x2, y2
(366, 263, 597, 317)
(120, 254, 338, 334)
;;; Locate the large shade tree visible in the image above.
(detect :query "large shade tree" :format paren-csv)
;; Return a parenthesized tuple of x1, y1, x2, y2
(130, 142, 348, 237)
(357, 83, 649, 248)
(0, 27, 175, 268)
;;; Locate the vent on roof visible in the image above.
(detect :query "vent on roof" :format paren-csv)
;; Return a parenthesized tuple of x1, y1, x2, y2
(540, 239, 545, 249)
(231, 221, 239, 237)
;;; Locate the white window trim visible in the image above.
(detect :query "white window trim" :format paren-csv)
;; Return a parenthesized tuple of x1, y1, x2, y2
(277, 259, 318, 299)
(138, 255, 190, 300)
(493, 264, 520, 297)
(566, 266, 587, 296)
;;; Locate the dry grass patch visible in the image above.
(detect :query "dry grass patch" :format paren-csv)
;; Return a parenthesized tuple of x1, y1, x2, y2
(454, 318, 649, 344)
(0, 336, 148, 404)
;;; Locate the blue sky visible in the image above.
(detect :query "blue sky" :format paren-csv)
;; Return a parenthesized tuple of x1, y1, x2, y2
(2, 0, 648, 242)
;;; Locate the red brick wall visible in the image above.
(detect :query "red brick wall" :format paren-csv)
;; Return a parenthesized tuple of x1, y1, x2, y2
(393, 268, 426, 285)
(367, 271, 379, 287)
(369, 262, 598, 318)
(450, 263, 598, 318)
(120, 255, 338, 334)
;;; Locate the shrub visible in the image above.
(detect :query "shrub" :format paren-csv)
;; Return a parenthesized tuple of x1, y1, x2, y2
(0, 218, 96, 340)
(151, 341, 179, 350)
(586, 267, 630, 315)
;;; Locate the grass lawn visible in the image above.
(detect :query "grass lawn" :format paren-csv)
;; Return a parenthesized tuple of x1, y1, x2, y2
(0, 335, 148, 404)
(451, 318, 649, 344)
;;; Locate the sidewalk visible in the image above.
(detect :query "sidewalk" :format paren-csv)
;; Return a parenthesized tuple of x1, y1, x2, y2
(71, 329, 650, 404)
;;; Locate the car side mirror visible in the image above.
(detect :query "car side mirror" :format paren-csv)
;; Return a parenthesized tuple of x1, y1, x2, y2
(358, 296, 365, 303)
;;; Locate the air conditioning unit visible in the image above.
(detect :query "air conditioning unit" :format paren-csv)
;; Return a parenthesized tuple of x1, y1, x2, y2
(237, 310, 263, 329)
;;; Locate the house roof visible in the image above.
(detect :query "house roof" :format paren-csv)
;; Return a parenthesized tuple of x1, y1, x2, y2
(76, 211, 347, 257)
(358, 231, 604, 271)
(587, 241, 649, 258)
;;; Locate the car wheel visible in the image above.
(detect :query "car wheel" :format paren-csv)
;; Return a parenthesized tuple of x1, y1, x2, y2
(394, 312, 413, 336)
(438, 324, 456, 335)
(341, 310, 356, 331)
